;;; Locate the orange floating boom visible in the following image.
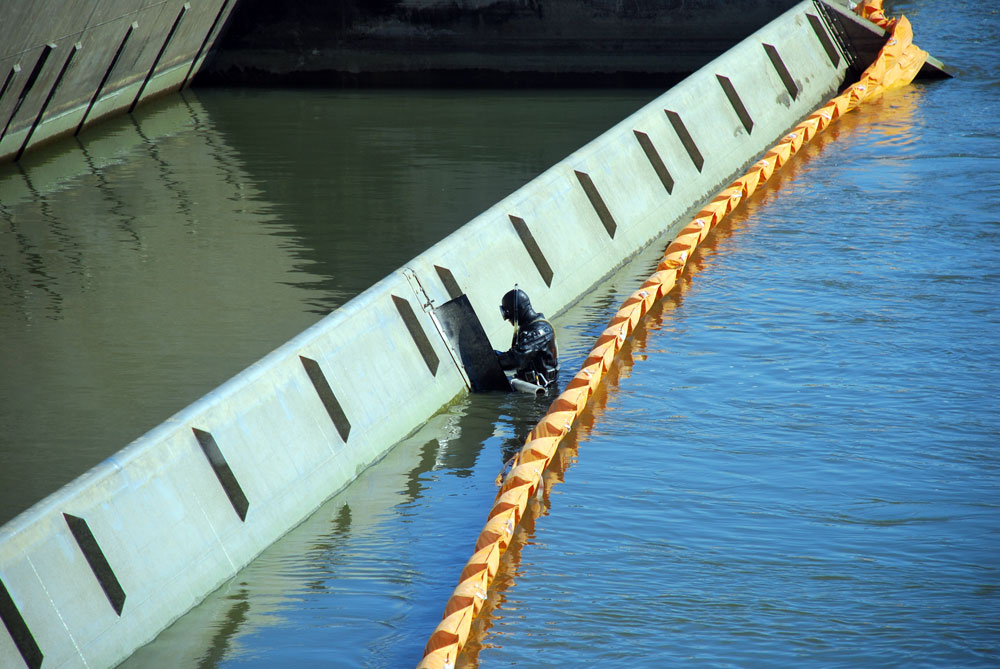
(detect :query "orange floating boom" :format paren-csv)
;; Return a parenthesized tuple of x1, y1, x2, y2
(418, 5, 927, 667)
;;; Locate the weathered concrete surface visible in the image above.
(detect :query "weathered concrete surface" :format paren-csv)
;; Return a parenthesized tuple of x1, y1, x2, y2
(202, 0, 803, 86)
(0, 0, 236, 164)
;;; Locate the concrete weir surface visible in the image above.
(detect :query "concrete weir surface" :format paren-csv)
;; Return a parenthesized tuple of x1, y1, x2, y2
(0, 2, 924, 668)
(0, 0, 236, 164)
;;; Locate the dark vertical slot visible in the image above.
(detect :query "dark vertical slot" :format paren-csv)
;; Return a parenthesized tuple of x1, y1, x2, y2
(763, 43, 799, 100)
(392, 294, 439, 376)
(573, 170, 618, 239)
(508, 215, 554, 287)
(807, 12, 841, 67)
(299, 356, 351, 442)
(182, 0, 230, 88)
(664, 110, 704, 172)
(77, 22, 136, 136)
(193, 428, 249, 522)
(716, 74, 754, 135)
(0, 578, 43, 669)
(16, 42, 81, 161)
(130, 3, 189, 112)
(434, 265, 464, 300)
(0, 64, 20, 107)
(63, 514, 126, 616)
(1, 44, 53, 146)
(633, 130, 674, 194)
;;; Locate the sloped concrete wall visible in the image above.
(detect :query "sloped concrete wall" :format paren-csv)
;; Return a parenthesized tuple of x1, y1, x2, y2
(408, 1, 852, 342)
(0, 2, 863, 667)
(0, 0, 236, 164)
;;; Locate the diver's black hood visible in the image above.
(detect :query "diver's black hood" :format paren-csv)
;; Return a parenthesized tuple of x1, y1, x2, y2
(500, 288, 540, 326)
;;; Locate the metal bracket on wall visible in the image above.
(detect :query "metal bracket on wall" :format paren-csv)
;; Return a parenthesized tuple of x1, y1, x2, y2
(812, 0, 859, 77)
(402, 267, 471, 390)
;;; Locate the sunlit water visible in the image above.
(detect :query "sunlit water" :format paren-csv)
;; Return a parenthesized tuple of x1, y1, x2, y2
(4, 0, 999, 666)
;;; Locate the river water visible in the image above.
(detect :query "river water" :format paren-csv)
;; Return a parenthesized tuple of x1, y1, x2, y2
(3, 0, 998, 666)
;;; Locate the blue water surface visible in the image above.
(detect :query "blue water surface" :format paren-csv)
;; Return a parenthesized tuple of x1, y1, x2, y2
(121, 1, 998, 666)
(474, 3, 1000, 663)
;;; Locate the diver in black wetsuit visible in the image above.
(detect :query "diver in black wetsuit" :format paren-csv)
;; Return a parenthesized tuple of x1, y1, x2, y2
(496, 287, 558, 389)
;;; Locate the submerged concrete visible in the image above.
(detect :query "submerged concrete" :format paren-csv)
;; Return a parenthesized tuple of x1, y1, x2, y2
(0, 2, 938, 667)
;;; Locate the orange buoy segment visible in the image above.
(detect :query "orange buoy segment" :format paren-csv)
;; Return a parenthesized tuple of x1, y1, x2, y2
(855, 0, 896, 31)
(417, 9, 926, 668)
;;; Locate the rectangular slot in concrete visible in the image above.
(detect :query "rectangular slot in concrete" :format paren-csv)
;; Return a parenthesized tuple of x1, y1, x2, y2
(508, 215, 554, 287)
(131, 3, 189, 112)
(392, 294, 440, 376)
(16, 42, 81, 161)
(0, 64, 19, 107)
(716, 74, 754, 135)
(434, 265, 464, 301)
(573, 170, 618, 239)
(763, 42, 800, 100)
(664, 109, 704, 172)
(1, 44, 53, 145)
(183, 0, 231, 88)
(63, 513, 126, 616)
(299, 355, 351, 443)
(807, 12, 841, 68)
(77, 22, 136, 136)
(0, 578, 43, 669)
(633, 129, 674, 194)
(193, 428, 249, 522)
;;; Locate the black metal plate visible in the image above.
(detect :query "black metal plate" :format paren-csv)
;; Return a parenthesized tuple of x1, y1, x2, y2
(435, 295, 511, 392)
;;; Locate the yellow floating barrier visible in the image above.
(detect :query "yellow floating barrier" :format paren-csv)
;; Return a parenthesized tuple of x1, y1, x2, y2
(418, 4, 927, 666)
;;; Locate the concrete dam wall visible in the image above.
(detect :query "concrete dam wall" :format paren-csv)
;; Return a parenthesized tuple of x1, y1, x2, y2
(0, 0, 236, 164)
(0, 2, 907, 667)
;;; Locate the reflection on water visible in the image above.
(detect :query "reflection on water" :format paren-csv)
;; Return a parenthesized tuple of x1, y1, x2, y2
(0, 87, 654, 525)
(0, 94, 320, 524)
